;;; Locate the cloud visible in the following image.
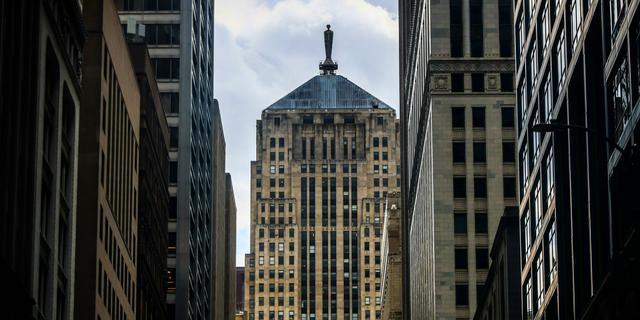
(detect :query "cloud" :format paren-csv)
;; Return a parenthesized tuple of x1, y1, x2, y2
(214, 0, 399, 266)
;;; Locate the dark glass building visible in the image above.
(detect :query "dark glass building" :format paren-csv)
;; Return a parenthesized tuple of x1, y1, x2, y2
(515, 0, 640, 317)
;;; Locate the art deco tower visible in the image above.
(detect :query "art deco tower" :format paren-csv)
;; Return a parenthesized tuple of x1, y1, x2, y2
(244, 26, 400, 320)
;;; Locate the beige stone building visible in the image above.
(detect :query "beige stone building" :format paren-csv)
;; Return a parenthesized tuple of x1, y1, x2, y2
(380, 193, 402, 320)
(244, 26, 400, 320)
(399, 0, 517, 318)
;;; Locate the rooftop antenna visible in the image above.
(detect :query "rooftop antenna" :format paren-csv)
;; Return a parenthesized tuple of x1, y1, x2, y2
(319, 25, 338, 75)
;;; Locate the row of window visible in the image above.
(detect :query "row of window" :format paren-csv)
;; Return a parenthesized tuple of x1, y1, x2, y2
(452, 106, 515, 129)
(121, 0, 181, 11)
(450, 73, 514, 93)
(453, 141, 516, 163)
(453, 176, 517, 198)
(454, 247, 490, 269)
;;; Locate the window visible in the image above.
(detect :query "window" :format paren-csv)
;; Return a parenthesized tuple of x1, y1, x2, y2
(521, 144, 530, 192)
(456, 284, 469, 306)
(451, 73, 464, 92)
(169, 161, 177, 183)
(504, 177, 517, 198)
(450, 0, 463, 57)
(170, 127, 179, 148)
(543, 75, 553, 121)
(529, 42, 538, 88)
(160, 92, 179, 114)
(548, 221, 558, 282)
(472, 107, 485, 127)
(555, 31, 567, 90)
(470, 0, 484, 57)
(453, 177, 467, 198)
(145, 24, 180, 45)
(453, 142, 466, 163)
(455, 248, 468, 269)
(501, 73, 514, 92)
(476, 248, 489, 269)
(377, 116, 384, 125)
(152, 58, 179, 79)
(518, 14, 525, 58)
(523, 210, 532, 259)
(536, 255, 545, 308)
(472, 73, 485, 92)
(503, 142, 516, 162)
(303, 115, 313, 124)
(473, 142, 486, 163)
(610, 0, 625, 38)
(454, 212, 467, 234)
(534, 184, 543, 235)
(475, 212, 488, 234)
(570, 0, 583, 48)
(474, 177, 487, 198)
(532, 113, 541, 161)
(452, 107, 465, 128)
(140, 0, 181, 11)
(525, 278, 533, 318)
(274, 117, 281, 127)
(499, 0, 512, 57)
(502, 107, 515, 128)
(546, 150, 555, 205)
(541, 2, 550, 50)
(612, 58, 631, 139)
(519, 82, 528, 129)
(343, 115, 355, 124)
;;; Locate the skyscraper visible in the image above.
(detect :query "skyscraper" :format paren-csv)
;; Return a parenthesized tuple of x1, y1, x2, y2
(127, 35, 171, 320)
(515, 0, 640, 318)
(244, 26, 401, 320)
(75, 0, 140, 318)
(399, 0, 517, 318)
(0, 0, 84, 318)
(116, 1, 228, 318)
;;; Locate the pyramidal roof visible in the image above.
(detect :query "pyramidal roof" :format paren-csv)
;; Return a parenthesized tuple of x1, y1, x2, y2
(266, 74, 392, 110)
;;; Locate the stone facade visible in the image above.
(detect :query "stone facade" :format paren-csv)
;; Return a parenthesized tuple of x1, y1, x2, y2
(381, 193, 402, 320)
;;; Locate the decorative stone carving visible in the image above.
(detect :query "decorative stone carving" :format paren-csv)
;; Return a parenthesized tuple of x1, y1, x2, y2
(432, 74, 449, 91)
(487, 74, 499, 91)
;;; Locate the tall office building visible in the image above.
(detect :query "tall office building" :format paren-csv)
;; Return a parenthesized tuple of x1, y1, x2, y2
(127, 36, 171, 320)
(116, 1, 226, 319)
(244, 26, 401, 320)
(0, 0, 84, 318)
(380, 192, 402, 320)
(515, 0, 639, 318)
(225, 173, 238, 320)
(75, 0, 140, 318)
(399, 0, 517, 318)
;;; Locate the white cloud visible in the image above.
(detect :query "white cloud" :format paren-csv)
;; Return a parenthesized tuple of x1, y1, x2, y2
(214, 0, 399, 266)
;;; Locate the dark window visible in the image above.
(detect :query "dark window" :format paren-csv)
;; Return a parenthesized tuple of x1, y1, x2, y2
(453, 177, 467, 198)
(169, 196, 177, 219)
(270, 138, 276, 148)
(279, 138, 285, 148)
(474, 177, 487, 198)
(501, 107, 515, 127)
(169, 161, 177, 183)
(453, 142, 466, 163)
(170, 127, 179, 148)
(455, 248, 468, 269)
(152, 58, 179, 79)
(452, 107, 465, 128)
(324, 115, 334, 124)
(451, 73, 465, 92)
(504, 177, 517, 198)
(476, 248, 489, 269)
(472, 107, 486, 127)
(473, 142, 486, 163)
(456, 284, 469, 306)
(303, 115, 313, 124)
(160, 92, 179, 114)
(344, 116, 355, 124)
(499, 0, 513, 57)
(145, 24, 180, 45)
(501, 73, 514, 92)
(377, 116, 384, 125)
(503, 142, 516, 162)
(450, 0, 464, 57)
(454, 212, 467, 234)
(475, 212, 488, 233)
(470, 0, 484, 57)
(472, 73, 485, 92)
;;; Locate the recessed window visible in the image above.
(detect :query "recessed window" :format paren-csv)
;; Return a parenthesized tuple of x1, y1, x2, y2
(469, 0, 484, 57)
(452, 107, 465, 128)
(454, 212, 467, 234)
(169, 161, 177, 183)
(303, 115, 313, 124)
(451, 73, 465, 92)
(473, 142, 486, 163)
(474, 177, 487, 198)
(502, 142, 516, 162)
(453, 142, 466, 163)
(475, 211, 488, 234)
(501, 73, 514, 92)
(456, 284, 469, 306)
(455, 248, 468, 269)
(472, 73, 485, 92)
(453, 177, 467, 198)
(504, 177, 516, 198)
(476, 248, 489, 269)
(472, 107, 485, 128)
(501, 107, 515, 128)
(343, 115, 355, 124)
(450, 0, 463, 57)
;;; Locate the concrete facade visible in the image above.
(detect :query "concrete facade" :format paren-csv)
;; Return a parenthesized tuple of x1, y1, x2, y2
(399, 0, 517, 318)
(244, 32, 400, 319)
(128, 37, 171, 320)
(75, 0, 140, 318)
(0, 0, 84, 318)
(116, 1, 223, 318)
(380, 193, 402, 320)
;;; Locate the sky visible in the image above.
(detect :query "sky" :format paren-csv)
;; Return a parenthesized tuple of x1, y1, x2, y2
(213, 0, 399, 266)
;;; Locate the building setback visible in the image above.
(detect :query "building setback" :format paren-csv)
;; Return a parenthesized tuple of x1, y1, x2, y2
(515, 0, 640, 318)
(399, 0, 517, 318)
(75, 0, 140, 318)
(244, 26, 401, 320)
(473, 207, 521, 320)
(116, 1, 225, 318)
(0, 0, 84, 318)
(380, 192, 402, 320)
(127, 35, 171, 320)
